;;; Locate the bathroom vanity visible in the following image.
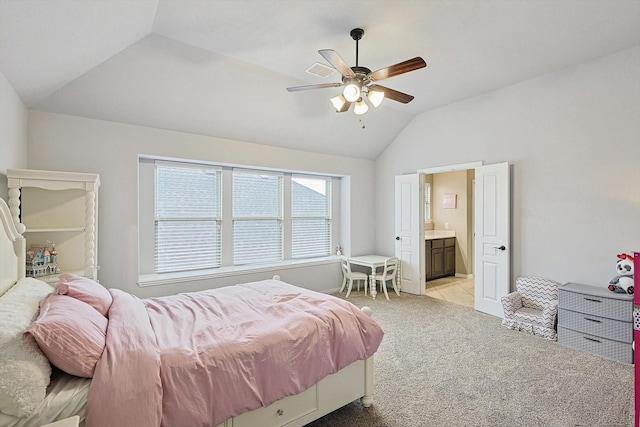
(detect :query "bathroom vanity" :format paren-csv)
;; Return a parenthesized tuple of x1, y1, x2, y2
(425, 231, 456, 281)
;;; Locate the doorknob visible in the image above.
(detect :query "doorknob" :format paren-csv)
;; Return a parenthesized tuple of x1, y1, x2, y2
(395, 236, 400, 240)
(494, 245, 506, 251)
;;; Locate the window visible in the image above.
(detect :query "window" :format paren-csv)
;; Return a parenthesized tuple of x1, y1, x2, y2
(424, 182, 432, 222)
(139, 157, 339, 280)
(291, 176, 332, 258)
(232, 170, 283, 265)
(154, 163, 221, 273)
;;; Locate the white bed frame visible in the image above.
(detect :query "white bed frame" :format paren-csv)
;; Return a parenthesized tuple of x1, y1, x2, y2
(0, 197, 25, 296)
(217, 357, 373, 427)
(0, 197, 375, 426)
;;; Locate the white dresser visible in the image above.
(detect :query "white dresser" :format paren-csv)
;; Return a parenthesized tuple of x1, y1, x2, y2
(558, 282, 633, 363)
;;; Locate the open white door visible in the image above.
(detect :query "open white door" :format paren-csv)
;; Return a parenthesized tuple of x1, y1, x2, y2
(395, 174, 424, 295)
(474, 163, 510, 317)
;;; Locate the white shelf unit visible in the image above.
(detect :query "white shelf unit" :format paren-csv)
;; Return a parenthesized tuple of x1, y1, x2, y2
(7, 169, 100, 281)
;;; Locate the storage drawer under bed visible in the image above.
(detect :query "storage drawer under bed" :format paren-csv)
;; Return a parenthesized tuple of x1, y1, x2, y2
(231, 383, 318, 427)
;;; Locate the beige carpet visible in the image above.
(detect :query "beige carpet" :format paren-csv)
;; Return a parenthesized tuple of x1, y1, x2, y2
(306, 292, 634, 427)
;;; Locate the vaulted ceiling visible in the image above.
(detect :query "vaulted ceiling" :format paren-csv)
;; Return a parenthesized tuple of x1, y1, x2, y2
(1, 0, 639, 159)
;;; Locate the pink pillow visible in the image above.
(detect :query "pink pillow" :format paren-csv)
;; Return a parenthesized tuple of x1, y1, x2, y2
(26, 294, 107, 378)
(55, 274, 112, 317)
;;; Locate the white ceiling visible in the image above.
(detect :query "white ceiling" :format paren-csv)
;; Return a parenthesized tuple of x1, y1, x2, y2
(1, 0, 639, 160)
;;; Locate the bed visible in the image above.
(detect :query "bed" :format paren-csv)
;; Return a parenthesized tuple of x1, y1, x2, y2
(0, 197, 384, 427)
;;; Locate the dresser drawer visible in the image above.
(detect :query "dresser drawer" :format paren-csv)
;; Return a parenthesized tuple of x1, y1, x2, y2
(431, 239, 444, 248)
(558, 308, 632, 343)
(558, 327, 632, 363)
(232, 384, 317, 427)
(559, 288, 632, 322)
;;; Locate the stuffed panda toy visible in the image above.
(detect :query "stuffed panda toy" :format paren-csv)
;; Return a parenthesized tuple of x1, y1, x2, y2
(608, 253, 634, 294)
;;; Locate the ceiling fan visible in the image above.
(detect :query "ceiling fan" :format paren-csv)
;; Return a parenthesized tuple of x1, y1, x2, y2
(287, 28, 427, 115)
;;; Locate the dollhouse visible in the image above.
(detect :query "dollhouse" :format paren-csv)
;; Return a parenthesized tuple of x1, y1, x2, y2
(25, 241, 60, 278)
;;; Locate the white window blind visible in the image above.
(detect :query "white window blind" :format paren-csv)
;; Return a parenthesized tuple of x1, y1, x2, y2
(155, 163, 221, 273)
(232, 170, 283, 265)
(291, 176, 331, 258)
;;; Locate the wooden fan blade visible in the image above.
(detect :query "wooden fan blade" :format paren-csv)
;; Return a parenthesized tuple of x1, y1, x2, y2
(369, 84, 415, 104)
(287, 82, 342, 92)
(336, 101, 352, 113)
(318, 49, 356, 78)
(368, 57, 426, 82)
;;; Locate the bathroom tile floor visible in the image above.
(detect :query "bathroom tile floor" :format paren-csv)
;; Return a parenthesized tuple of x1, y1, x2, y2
(426, 276, 475, 308)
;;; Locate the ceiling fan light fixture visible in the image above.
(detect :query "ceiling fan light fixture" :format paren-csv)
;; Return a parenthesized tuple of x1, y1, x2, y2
(287, 28, 426, 115)
(367, 90, 384, 108)
(354, 98, 369, 115)
(330, 95, 348, 112)
(342, 82, 361, 102)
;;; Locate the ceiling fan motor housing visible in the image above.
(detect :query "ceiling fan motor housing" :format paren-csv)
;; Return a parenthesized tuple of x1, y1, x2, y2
(343, 66, 372, 85)
(351, 66, 371, 75)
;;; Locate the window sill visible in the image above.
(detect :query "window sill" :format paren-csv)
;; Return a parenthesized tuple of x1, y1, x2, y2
(138, 256, 341, 287)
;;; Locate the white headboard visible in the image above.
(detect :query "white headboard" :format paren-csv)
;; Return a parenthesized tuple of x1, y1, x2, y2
(0, 198, 25, 296)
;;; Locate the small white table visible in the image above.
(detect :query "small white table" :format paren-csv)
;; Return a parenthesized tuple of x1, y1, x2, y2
(348, 255, 390, 299)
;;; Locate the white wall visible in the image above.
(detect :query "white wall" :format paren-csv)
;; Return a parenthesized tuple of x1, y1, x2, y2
(0, 71, 28, 199)
(376, 46, 640, 288)
(27, 112, 376, 297)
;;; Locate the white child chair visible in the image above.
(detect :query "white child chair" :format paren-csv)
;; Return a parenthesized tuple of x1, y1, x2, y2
(501, 276, 560, 340)
(371, 257, 399, 300)
(340, 256, 368, 298)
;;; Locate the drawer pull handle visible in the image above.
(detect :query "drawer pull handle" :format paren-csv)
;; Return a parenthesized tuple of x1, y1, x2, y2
(584, 297, 602, 303)
(277, 409, 284, 416)
(584, 317, 602, 323)
(583, 336, 601, 343)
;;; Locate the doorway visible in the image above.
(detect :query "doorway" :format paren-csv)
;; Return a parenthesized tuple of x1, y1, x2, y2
(405, 161, 511, 317)
(421, 167, 476, 308)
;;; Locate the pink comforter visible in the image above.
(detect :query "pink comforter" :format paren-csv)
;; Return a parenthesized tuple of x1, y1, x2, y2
(86, 279, 383, 427)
